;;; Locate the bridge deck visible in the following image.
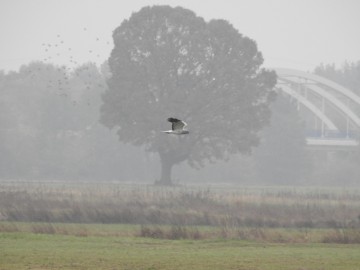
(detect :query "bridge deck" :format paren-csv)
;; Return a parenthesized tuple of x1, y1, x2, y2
(307, 138, 358, 147)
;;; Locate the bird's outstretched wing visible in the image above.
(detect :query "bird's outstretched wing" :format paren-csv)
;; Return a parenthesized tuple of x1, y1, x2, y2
(167, 117, 187, 131)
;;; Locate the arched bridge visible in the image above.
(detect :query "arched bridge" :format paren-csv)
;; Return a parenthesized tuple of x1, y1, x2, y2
(275, 68, 360, 148)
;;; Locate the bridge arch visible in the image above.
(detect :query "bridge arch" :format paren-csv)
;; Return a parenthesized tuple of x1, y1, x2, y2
(274, 68, 360, 147)
(278, 84, 338, 130)
(275, 68, 360, 107)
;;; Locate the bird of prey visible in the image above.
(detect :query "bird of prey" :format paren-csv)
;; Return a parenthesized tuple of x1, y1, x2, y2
(162, 118, 189, 135)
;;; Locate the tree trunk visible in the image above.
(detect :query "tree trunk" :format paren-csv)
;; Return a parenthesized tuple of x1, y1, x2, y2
(157, 154, 174, 186)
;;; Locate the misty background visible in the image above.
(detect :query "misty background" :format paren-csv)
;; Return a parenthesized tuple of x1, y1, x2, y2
(1, 0, 360, 186)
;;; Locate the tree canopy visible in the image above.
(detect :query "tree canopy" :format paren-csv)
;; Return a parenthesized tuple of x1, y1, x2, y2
(100, 6, 277, 185)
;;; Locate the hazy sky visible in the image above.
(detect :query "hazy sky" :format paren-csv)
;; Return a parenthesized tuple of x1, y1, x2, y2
(0, 0, 359, 72)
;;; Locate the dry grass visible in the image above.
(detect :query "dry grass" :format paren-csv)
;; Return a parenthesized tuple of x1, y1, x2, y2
(1, 181, 360, 238)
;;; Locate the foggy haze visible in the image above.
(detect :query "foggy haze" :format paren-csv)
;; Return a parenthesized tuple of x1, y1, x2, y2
(1, 0, 360, 72)
(0, 1, 359, 187)
(1, 3, 360, 269)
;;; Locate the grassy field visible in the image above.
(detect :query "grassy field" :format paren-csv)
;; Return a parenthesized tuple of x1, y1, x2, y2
(1, 228, 360, 270)
(1, 182, 360, 269)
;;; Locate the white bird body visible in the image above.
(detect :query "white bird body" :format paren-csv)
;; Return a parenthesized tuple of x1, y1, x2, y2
(162, 117, 189, 135)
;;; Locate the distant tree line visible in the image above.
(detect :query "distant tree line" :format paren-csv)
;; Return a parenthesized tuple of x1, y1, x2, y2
(0, 61, 154, 181)
(314, 61, 360, 95)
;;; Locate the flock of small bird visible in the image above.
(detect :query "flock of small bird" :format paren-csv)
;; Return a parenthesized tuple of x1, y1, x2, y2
(41, 27, 111, 68)
(26, 27, 112, 106)
(25, 28, 191, 132)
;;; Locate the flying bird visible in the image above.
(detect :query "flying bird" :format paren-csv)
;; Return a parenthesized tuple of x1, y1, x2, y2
(162, 118, 189, 135)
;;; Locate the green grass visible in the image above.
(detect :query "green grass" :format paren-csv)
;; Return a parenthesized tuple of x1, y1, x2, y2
(2, 221, 360, 243)
(1, 230, 360, 270)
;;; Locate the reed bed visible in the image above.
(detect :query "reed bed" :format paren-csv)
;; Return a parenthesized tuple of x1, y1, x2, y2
(1, 181, 359, 230)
